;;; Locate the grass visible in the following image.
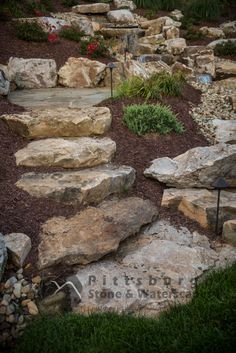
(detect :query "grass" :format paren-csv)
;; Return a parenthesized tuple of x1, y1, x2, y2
(123, 104, 184, 135)
(214, 41, 236, 57)
(14, 263, 236, 353)
(115, 72, 185, 100)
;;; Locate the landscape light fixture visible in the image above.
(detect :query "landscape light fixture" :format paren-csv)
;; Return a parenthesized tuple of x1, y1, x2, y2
(213, 177, 229, 237)
(107, 62, 116, 98)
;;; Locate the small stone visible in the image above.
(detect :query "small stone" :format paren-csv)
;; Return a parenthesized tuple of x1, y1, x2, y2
(4, 276, 17, 289)
(27, 301, 39, 315)
(6, 304, 15, 315)
(6, 314, 15, 323)
(21, 299, 31, 307)
(1, 294, 11, 306)
(18, 315, 24, 325)
(13, 283, 22, 298)
(32, 275, 42, 285)
(21, 284, 31, 294)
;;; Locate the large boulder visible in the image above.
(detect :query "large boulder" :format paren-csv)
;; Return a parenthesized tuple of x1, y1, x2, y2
(182, 46, 215, 77)
(162, 188, 236, 230)
(200, 27, 225, 39)
(58, 57, 106, 88)
(212, 119, 236, 144)
(70, 220, 222, 316)
(16, 165, 135, 205)
(165, 38, 186, 55)
(4, 233, 31, 267)
(100, 27, 142, 38)
(144, 144, 236, 189)
(215, 57, 236, 75)
(15, 137, 116, 168)
(107, 9, 135, 24)
(0, 68, 10, 96)
(51, 12, 94, 36)
(0, 234, 7, 281)
(113, 0, 136, 11)
(220, 20, 236, 35)
(1, 107, 111, 139)
(223, 220, 236, 246)
(8, 57, 57, 89)
(37, 197, 158, 270)
(208, 38, 236, 49)
(142, 16, 181, 36)
(163, 25, 180, 39)
(72, 3, 110, 14)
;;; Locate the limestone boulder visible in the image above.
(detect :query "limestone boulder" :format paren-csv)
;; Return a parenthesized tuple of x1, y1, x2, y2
(144, 144, 236, 188)
(51, 12, 94, 36)
(207, 38, 236, 49)
(182, 46, 215, 77)
(0, 234, 7, 281)
(170, 9, 184, 21)
(72, 3, 110, 14)
(107, 9, 135, 24)
(58, 57, 106, 88)
(199, 27, 225, 39)
(15, 137, 116, 168)
(8, 57, 57, 89)
(223, 220, 236, 246)
(113, 0, 136, 11)
(171, 62, 193, 76)
(37, 197, 158, 269)
(16, 165, 135, 205)
(70, 220, 219, 316)
(1, 106, 111, 139)
(212, 119, 236, 144)
(100, 27, 142, 38)
(220, 20, 236, 35)
(163, 25, 179, 39)
(4, 233, 31, 267)
(162, 188, 236, 230)
(17, 16, 70, 33)
(142, 17, 181, 36)
(215, 57, 236, 75)
(165, 38, 186, 55)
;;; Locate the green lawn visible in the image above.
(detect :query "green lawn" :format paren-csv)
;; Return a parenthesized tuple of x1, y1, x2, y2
(15, 263, 236, 353)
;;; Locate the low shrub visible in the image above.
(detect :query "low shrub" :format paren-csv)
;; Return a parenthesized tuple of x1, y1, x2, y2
(123, 104, 184, 135)
(59, 26, 84, 42)
(80, 36, 109, 58)
(184, 0, 225, 21)
(116, 72, 185, 99)
(214, 40, 236, 56)
(15, 21, 48, 42)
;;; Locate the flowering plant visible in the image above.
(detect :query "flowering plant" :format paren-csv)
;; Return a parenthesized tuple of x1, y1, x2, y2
(48, 33, 58, 43)
(80, 36, 108, 58)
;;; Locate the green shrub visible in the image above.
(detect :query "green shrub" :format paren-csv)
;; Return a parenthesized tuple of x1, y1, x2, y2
(15, 21, 48, 42)
(134, 0, 182, 10)
(184, 0, 224, 21)
(60, 0, 78, 6)
(116, 72, 185, 100)
(214, 40, 236, 56)
(123, 104, 184, 135)
(0, 0, 24, 18)
(59, 27, 84, 42)
(80, 36, 109, 58)
(185, 27, 204, 40)
(26, 0, 53, 13)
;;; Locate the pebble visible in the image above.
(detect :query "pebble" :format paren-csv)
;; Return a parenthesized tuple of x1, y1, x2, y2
(32, 275, 42, 285)
(27, 301, 39, 316)
(13, 283, 22, 299)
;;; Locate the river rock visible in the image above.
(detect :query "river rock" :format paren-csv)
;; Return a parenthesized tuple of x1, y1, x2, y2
(161, 188, 236, 230)
(8, 58, 57, 89)
(37, 197, 158, 270)
(1, 106, 111, 139)
(4, 233, 31, 267)
(15, 137, 116, 168)
(58, 57, 106, 88)
(144, 144, 236, 188)
(72, 3, 110, 14)
(16, 165, 135, 205)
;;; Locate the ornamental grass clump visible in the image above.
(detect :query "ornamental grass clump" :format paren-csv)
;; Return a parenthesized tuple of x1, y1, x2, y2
(15, 21, 48, 42)
(123, 104, 184, 135)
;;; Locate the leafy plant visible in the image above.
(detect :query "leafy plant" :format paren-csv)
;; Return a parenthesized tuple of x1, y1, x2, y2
(184, 0, 225, 21)
(59, 26, 84, 42)
(123, 104, 184, 135)
(80, 36, 109, 58)
(0, 0, 24, 18)
(214, 40, 236, 56)
(185, 27, 205, 40)
(134, 0, 182, 10)
(15, 21, 48, 42)
(116, 72, 185, 100)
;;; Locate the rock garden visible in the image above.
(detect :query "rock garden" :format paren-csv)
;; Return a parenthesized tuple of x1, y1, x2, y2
(0, 0, 236, 352)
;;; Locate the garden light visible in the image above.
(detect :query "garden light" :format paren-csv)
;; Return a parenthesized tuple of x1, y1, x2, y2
(213, 177, 229, 237)
(107, 62, 116, 98)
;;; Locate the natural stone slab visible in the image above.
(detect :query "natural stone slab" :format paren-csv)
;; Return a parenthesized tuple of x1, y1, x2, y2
(100, 27, 142, 38)
(161, 188, 236, 229)
(72, 3, 110, 14)
(215, 57, 236, 75)
(182, 46, 215, 77)
(223, 220, 236, 246)
(207, 38, 236, 49)
(165, 38, 187, 55)
(4, 233, 31, 267)
(16, 165, 135, 205)
(199, 27, 225, 39)
(114, 0, 136, 11)
(70, 220, 220, 316)
(107, 10, 135, 24)
(213, 119, 236, 144)
(8, 57, 57, 89)
(1, 107, 111, 139)
(144, 144, 236, 188)
(58, 57, 106, 88)
(220, 21, 236, 35)
(38, 197, 158, 269)
(15, 137, 116, 168)
(0, 234, 7, 281)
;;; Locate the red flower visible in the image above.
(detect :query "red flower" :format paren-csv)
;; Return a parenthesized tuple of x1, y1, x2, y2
(48, 33, 58, 43)
(34, 9, 43, 17)
(87, 42, 99, 55)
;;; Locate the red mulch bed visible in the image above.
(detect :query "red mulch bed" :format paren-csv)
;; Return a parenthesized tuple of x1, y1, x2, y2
(0, 84, 215, 275)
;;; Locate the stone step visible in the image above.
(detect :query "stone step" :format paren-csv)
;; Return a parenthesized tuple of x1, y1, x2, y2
(1, 107, 111, 139)
(144, 143, 236, 189)
(16, 165, 136, 205)
(15, 137, 116, 168)
(162, 188, 236, 230)
(38, 197, 158, 270)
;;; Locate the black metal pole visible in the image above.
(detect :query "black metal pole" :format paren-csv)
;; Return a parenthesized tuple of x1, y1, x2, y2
(215, 189, 221, 236)
(110, 68, 113, 98)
